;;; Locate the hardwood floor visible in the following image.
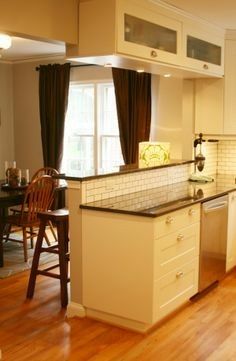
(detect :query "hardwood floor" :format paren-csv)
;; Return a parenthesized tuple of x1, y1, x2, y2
(1, 269, 236, 360)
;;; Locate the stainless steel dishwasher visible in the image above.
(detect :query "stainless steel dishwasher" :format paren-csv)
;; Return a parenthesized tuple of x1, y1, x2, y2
(199, 194, 228, 292)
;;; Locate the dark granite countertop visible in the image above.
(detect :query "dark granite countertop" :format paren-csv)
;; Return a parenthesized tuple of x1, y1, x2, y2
(80, 174, 236, 218)
(58, 159, 194, 181)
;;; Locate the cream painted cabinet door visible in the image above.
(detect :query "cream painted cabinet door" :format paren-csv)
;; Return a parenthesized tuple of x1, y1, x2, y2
(224, 40, 236, 134)
(116, 0, 182, 66)
(226, 191, 236, 271)
(183, 22, 224, 77)
(194, 78, 224, 135)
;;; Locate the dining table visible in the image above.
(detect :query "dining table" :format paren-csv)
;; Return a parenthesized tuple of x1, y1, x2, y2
(0, 183, 26, 267)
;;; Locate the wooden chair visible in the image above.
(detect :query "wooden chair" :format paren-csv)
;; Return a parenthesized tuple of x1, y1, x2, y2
(4, 175, 55, 262)
(31, 167, 59, 181)
(31, 167, 59, 241)
(10, 167, 59, 243)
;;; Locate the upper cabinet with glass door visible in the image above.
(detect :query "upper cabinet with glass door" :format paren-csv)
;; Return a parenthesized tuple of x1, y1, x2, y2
(69, 0, 225, 78)
(183, 22, 224, 76)
(117, 0, 182, 66)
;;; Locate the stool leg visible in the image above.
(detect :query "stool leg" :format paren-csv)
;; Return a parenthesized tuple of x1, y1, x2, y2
(23, 227, 28, 262)
(26, 219, 47, 299)
(57, 221, 68, 307)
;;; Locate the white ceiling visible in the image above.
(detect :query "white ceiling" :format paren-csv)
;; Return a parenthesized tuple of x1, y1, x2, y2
(161, 0, 236, 30)
(0, 36, 65, 62)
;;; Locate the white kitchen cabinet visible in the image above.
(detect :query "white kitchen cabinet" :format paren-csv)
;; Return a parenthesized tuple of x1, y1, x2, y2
(226, 191, 236, 271)
(194, 39, 236, 135)
(117, 0, 182, 66)
(81, 204, 200, 332)
(153, 205, 200, 320)
(224, 40, 236, 134)
(194, 78, 224, 135)
(76, 0, 182, 66)
(183, 22, 224, 77)
(69, 0, 224, 78)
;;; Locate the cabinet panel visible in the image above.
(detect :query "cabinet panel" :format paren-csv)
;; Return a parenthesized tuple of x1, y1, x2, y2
(183, 24, 224, 76)
(153, 258, 199, 321)
(194, 78, 224, 135)
(154, 204, 200, 238)
(154, 223, 200, 278)
(224, 40, 236, 134)
(227, 191, 236, 271)
(117, 0, 182, 65)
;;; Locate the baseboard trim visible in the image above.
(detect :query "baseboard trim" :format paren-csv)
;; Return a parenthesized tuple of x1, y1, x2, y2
(66, 302, 86, 318)
(86, 308, 150, 333)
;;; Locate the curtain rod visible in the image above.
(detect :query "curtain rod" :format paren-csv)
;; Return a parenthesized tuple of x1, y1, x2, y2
(35, 64, 97, 71)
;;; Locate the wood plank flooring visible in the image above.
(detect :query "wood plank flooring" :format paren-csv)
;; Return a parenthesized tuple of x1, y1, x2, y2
(1, 269, 236, 360)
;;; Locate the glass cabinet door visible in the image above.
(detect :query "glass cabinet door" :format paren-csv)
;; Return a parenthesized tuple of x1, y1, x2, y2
(124, 14, 177, 54)
(183, 23, 224, 76)
(117, 1, 182, 66)
(187, 36, 221, 66)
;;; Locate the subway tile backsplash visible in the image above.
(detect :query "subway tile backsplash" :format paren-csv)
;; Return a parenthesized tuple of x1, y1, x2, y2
(82, 164, 190, 203)
(81, 139, 236, 203)
(193, 139, 236, 176)
(218, 141, 236, 174)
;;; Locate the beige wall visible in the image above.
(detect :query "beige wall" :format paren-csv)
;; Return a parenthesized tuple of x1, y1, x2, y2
(0, 0, 78, 44)
(0, 63, 14, 179)
(12, 60, 44, 178)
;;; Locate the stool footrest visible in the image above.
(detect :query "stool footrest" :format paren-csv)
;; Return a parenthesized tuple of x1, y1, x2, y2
(37, 270, 61, 279)
(41, 246, 59, 254)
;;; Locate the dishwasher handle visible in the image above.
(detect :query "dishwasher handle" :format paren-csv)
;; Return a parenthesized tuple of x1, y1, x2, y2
(203, 201, 228, 214)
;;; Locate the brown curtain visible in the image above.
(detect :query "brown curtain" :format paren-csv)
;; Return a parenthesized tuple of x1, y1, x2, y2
(39, 63, 71, 171)
(112, 67, 151, 164)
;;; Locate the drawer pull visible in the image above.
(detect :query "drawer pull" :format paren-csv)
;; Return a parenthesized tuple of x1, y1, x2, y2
(166, 216, 174, 224)
(176, 271, 184, 278)
(177, 234, 184, 242)
(188, 208, 196, 216)
(151, 50, 157, 58)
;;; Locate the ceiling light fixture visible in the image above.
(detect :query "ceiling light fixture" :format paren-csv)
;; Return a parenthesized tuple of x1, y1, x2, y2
(137, 69, 144, 73)
(163, 73, 171, 78)
(0, 34, 12, 50)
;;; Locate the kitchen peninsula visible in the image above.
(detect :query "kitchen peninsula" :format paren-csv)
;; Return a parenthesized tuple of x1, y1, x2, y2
(65, 159, 236, 332)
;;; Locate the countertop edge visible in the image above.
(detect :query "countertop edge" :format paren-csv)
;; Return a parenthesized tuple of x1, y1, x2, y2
(56, 160, 195, 182)
(80, 187, 235, 218)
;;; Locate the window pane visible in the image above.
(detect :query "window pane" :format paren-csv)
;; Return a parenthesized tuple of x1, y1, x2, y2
(62, 135, 94, 175)
(62, 81, 124, 175)
(100, 136, 123, 169)
(98, 84, 119, 135)
(67, 85, 94, 135)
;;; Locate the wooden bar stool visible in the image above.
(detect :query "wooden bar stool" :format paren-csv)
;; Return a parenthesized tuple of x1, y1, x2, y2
(26, 208, 70, 307)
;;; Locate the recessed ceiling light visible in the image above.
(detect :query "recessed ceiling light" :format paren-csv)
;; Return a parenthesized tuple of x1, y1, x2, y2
(137, 69, 144, 73)
(163, 73, 171, 78)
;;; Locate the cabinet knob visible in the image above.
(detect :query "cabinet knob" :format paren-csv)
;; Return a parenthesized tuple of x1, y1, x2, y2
(177, 234, 184, 242)
(188, 208, 195, 216)
(203, 64, 209, 70)
(176, 271, 184, 278)
(150, 50, 157, 58)
(166, 216, 174, 224)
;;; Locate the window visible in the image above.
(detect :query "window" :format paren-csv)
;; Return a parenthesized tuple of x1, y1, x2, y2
(62, 81, 123, 175)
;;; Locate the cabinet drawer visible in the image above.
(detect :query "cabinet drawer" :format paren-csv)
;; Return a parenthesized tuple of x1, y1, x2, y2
(154, 223, 200, 278)
(153, 258, 199, 322)
(154, 204, 200, 238)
